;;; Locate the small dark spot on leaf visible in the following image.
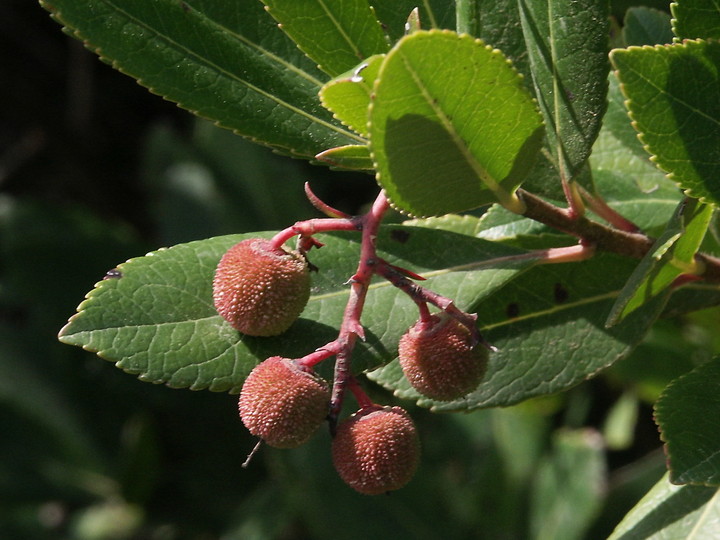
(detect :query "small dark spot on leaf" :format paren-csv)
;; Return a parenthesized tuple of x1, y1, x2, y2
(554, 282, 569, 304)
(566, 90, 575, 102)
(103, 268, 123, 280)
(506, 303, 520, 318)
(180, 1, 189, 12)
(390, 229, 411, 243)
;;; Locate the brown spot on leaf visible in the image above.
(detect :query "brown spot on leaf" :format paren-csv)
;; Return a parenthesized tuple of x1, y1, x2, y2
(554, 283, 569, 304)
(390, 229, 411, 243)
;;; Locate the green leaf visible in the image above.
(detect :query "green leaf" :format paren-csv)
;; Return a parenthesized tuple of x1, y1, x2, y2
(591, 71, 681, 202)
(529, 429, 606, 540)
(672, 0, 720, 40)
(319, 54, 384, 136)
(261, 0, 389, 77)
(603, 391, 640, 451)
(610, 40, 720, 204)
(454, 0, 531, 80)
(315, 144, 374, 170)
(655, 357, 720, 486)
(623, 7, 674, 47)
(606, 197, 713, 326)
(369, 30, 544, 216)
(608, 473, 720, 540)
(589, 70, 683, 235)
(518, 0, 610, 183)
(58, 226, 538, 393)
(369, 253, 669, 411)
(371, 1, 457, 40)
(41, 0, 362, 160)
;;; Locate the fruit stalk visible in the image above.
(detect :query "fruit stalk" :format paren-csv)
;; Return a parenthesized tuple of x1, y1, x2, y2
(328, 190, 390, 428)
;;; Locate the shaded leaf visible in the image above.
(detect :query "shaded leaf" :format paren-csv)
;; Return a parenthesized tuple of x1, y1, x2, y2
(610, 40, 720, 204)
(261, 0, 388, 77)
(529, 429, 606, 540)
(371, 1, 456, 40)
(454, 0, 530, 80)
(655, 356, 720, 486)
(41, 0, 362, 160)
(671, 0, 720, 40)
(623, 7, 674, 46)
(608, 473, 720, 539)
(59, 226, 538, 393)
(590, 75, 682, 216)
(370, 30, 544, 216)
(518, 0, 609, 183)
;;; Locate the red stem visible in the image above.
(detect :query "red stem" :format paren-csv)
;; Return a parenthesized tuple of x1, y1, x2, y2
(270, 217, 361, 249)
(328, 191, 390, 429)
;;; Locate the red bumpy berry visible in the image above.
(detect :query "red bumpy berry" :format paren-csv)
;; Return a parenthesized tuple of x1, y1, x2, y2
(239, 356, 330, 448)
(398, 313, 488, 401)
(213, 238, 310, 336)
(332, 406, 420, 495)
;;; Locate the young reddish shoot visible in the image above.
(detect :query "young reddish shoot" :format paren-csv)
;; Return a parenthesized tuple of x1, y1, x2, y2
(304, 182, 351, 219)
(578, 185, 641, 233)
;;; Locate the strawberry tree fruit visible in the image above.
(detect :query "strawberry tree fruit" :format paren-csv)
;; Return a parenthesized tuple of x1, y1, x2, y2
(239, 356, 330, 448)
(213, 238, 310, 336)
(332, 405, 420, 495)
(398, 313, 488, 401)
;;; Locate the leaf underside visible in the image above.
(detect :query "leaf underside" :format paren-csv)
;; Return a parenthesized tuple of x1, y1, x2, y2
(370, 30, 544, 217)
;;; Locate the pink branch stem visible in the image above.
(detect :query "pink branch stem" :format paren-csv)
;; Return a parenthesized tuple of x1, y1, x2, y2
(270, 217, 362, 250)
(327, 191, 391, 430)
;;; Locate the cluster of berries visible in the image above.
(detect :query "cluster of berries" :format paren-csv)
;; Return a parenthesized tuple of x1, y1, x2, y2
(213, 220, 488, 494)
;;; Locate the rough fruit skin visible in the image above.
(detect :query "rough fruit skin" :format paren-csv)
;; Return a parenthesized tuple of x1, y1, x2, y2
(213, 238, 310, 336)
(398, 313, 488, 401)
(332, 406, 420, 495)
(239, 356, 330, 448)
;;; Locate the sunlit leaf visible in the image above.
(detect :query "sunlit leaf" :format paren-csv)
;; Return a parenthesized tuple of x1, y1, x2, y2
(261, 0, 388, 77)
(59, 227, 538, 393)
(370, 30, 544, 216)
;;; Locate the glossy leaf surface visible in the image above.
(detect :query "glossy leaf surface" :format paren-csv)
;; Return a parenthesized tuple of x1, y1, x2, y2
(319, 54, 384, 137)
(40, 0, 363, 160)
(518, 0, 609, 183)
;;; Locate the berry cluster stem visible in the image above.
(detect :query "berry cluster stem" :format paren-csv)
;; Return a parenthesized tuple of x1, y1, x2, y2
(328, 191, 390, 428)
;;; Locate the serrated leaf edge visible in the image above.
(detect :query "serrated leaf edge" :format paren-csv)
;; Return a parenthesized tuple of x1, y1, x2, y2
(610, 40, 720, 205)
(40, 0, 364, 161)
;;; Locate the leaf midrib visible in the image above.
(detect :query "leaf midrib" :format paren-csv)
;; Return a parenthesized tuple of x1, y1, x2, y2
(396, 44, 501, 192)
(99, 0, 364, 144)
